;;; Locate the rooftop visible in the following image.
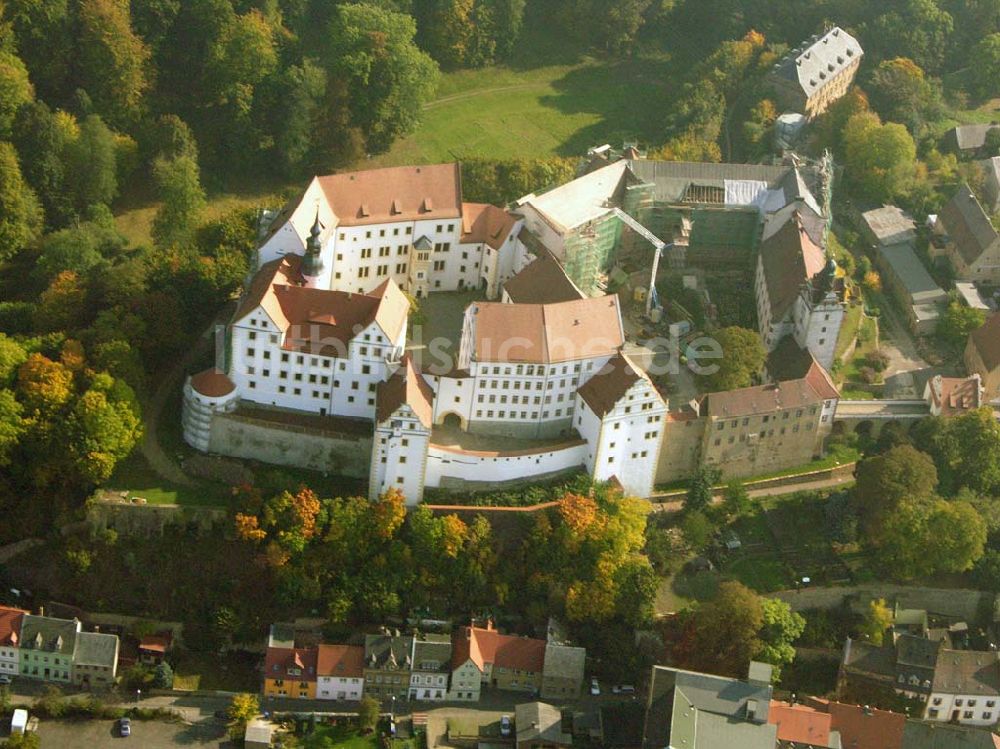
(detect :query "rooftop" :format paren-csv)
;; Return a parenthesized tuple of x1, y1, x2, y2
(576, 352, 648, 418)
(0, 605, 27, 648)
(925, 374, 983, 416)
(939, 184, 999, 267)
(19, 614, 78, 655)
(931, 649, 1000, 695)
(316, 644, 365, 679)
(235, 255, 409, 355)
(376, 355, 434, 428)
(515, 702, 571, 746)
(75, 631, 119, 668)
(502, 252, 585, 305)
(772, 26, 863, 97)
(759, 211, 829, 321)
(902, 720, 1000, 749)
(190, 368, 236, 398)
(364, 633, 414, 670)
(806, 698, 906, 749)
(768, 700, 833, 746)
(950, 124, 1000, 151)
(452, 623, 546, 674)
(461, 202, 519, 250)
(704, 359, 838, 419)
(264, 646, 318, 682)
(878, 243, 946, 302)
(468, 295, 623, 364)
(862, 205, 917, 246)
(969, 312, 1000, 371)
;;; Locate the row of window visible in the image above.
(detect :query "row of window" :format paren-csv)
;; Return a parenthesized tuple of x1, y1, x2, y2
(713, 423, 815, 446)
(337, 223, 456, 242)
(928, 708, 992, 720)
(716, 408, 818, 430)
(478, 394, 564, 406)
(480, 363, 586, 377)
(474, 409, 564, 420)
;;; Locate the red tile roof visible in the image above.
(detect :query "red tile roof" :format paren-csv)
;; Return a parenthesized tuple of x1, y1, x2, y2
(471, 296, 623, 364)
(138, 633, 172, 654)
(316, 644, 365, 679)
(806, 698, 906, 749)
(376, 355, 434, 428)
(452, 624, 546, 674)
(235, 255, 409, 355)
(317, 164, 462, 227)
(461, 203, 519, 250)
(705, 359, 838, 419)
(926, 374, 983, 416)
(190, 368, 236, 398)
(768, 701, 832, 746)
(264, 646, 318, 682)
(0, 606, 27, 647)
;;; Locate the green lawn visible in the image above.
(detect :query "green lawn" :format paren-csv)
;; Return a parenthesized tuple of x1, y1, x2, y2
(369, 55, 674, 167)
(106, 452, 233, 508)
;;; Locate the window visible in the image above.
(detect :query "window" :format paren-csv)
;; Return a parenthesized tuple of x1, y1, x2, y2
(964, 710, 974, 719)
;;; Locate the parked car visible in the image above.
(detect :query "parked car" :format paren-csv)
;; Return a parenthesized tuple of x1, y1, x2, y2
(0, 675, 11, 685)
(500, 715, 512, 737)
(612, 684, 636, 695)
(590, 678, 601, 696)
(119, 717, 131, 737)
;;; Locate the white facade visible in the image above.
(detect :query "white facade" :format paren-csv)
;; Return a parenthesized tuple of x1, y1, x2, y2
(316, 675, 363, 701)
(925, 693, 1000, 726)
(575, 369, 668, 498)
(230, 309, 406, 422)
(449, 660, 483, 702)
(424, 442, 589, 489)
(370, 399, 432, 505)
(0, 645, 17, 675)
(409, 671, 448, 701)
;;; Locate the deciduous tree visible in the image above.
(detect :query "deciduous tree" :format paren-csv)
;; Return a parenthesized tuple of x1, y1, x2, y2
(0, 140, 42, 261)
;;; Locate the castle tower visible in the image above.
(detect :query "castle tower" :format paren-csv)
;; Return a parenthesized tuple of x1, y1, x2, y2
(302, 211, 325, 288)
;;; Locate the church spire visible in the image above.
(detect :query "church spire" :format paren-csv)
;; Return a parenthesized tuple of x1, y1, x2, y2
(302, 209, 324, 282)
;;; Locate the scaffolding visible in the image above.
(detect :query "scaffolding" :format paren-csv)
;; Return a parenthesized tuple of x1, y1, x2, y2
(562, 210, 622, 295)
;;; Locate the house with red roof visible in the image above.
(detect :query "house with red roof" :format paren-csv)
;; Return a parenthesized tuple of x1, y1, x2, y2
(263, 646, 317, 699)
(316, 644, 364, 701)
(449, 621, 547, 701)
(0, 605, 27, 678)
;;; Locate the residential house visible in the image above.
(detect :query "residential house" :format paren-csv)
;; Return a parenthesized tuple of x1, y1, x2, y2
(516, 702, 572, 749)
(72, 630, 120, 687)
(642, 661, 777, 749)
(924, 649, 1000, 726)
(449, 621, 547, 701)
(768, 27, 863, 119)
(263, 647, 317, 699)
(840, 633, 940, 702)
(18, 615, 79, 684)
(903, 718, 1000, 748)
(0, 606, 26, 677)
(363, 632, 413, 700)
(540, 621, 586, 700)
(876, 241, 947, 335)
(859, 205, 917, 249)
(981, 156, 1000, 213)
(408, 634, 452, 702)
(802, 698, 906, 749)
(138, 632, 172, 666)
(768, 700, 837, 748)
(316, 644, 364, 701)
(946, 124, 1000, 156)
(924, 374, 984, 416)
(931, 184, 1000, 283)
(965, 313, 1000, 400)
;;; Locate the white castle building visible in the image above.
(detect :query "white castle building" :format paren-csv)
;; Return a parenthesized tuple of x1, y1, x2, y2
(183, 156, 843, 504)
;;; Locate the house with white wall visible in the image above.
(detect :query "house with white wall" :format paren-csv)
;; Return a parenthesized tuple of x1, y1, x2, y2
(924, 650, 1000, 726)
(316, 644, 365, 701)
(0, 606, 26, 677)
(409, 635, 452, 701)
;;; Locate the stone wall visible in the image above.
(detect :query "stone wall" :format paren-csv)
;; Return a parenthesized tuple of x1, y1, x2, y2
(425, 441, 588, 492)
(86, 498, 226, 537)
(769, 585, 990, 623)
(208, 412, 372, 478)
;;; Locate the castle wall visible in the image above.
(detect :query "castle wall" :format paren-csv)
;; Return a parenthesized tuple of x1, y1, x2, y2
(207, 412, 372, 478)
(425, 442, 588, 491)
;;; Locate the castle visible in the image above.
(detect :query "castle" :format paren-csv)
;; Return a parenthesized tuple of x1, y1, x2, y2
(183, 154, 846, 503)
